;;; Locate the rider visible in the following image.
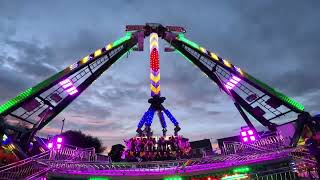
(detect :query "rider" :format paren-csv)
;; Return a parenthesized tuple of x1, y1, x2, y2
(305, 132, 320, 178)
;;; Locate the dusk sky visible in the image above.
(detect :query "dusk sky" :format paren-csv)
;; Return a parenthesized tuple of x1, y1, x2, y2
(0, 1, 319, 151)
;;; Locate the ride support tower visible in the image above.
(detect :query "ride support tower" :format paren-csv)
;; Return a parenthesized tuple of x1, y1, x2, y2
(136, 27, 181, 137)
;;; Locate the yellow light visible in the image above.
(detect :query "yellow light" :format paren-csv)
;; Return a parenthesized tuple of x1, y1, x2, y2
(150, 84, 161, 94)
(81, 56, 89, 64)
(150, 73, 160, 83)
(150, 41, 158, 48)
(223, 59, 232, 68)
(106, 44, 113, 51)
(236, 67, 244, 75)
(94, 49, 102, 57)
(200, 47, 207, 54)
(150, 33, 158, 40)
(210, 52, 219, 61)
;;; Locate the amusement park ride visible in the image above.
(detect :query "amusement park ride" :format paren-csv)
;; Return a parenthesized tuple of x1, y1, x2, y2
(0, 23, 319, 179)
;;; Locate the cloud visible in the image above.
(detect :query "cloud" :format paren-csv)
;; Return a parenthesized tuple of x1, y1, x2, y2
(1, 1, 319, 150)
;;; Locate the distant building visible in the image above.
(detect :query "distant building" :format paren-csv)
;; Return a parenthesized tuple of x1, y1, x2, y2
(190, 139, 213, 158)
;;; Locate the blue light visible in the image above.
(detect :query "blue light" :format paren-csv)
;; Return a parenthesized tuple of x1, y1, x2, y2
(145, 107, 156, 126)
(137, 112, 148, 128)
(164, 109, 179, 126)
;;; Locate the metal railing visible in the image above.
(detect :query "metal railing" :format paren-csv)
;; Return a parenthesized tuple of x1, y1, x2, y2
(0, 140, 318, 179)
(0, 151, 50, 180)
(222, 135, 286, 155)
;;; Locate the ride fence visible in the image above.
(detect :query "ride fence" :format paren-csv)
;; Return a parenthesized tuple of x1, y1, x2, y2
(222, 134, 286, 155)
(0, 136, 318, 179)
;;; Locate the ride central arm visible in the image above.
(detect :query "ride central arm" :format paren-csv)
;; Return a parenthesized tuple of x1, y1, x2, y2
(150, 33, 161, 97)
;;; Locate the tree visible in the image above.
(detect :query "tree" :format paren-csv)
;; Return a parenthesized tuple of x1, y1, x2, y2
(108, 144, 125, 162)
(61, 130, 105, 153)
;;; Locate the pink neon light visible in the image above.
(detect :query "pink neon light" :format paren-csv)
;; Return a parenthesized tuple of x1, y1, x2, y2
(227, 82, 235, 87)
(57, 144, 62, 149)
(250, 136, 256, 141)
(57, 137, 62, 143)
(225, 85, 233, 90)
(48, 142, 53, 149)
(232, 76, 241, 82)
(62, 82, 73, 89)
(59, 79, 71, 85)
(69, 89, 78, 95)
(66, 86, 76, 93)
(230, 79, 239, 85)
(248, 130, 253, 135)
(241, 131, 247, 137)
(243, 137, 248, 142)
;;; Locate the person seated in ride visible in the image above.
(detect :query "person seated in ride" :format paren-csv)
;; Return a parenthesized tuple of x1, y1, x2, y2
(158, 137, 165, 151)
(147, 137, 153, 151)
(155, 151, 161, 161)
(305, 132, 320, 177)
(152, 137, 157, 151)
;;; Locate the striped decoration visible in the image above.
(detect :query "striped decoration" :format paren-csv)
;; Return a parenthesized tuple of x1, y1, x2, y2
(150, 33, 161, 97)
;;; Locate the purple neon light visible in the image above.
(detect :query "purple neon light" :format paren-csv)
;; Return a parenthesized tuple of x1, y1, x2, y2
(225, 75, 242, 90)
(232, 76, 241, 81)
(240, 128, 257, 143)
(48, 142, 53, 149)
(57, 144, 62, 149)
(57, 137, 63, 143)
(62, 82, 73, 89)
(59, 78, 78, 95)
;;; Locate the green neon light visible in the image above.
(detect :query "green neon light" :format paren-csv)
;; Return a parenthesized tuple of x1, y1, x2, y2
(243, 72, 304, 111)
(0, 70, 66, 115)
(176, 33, 200, 50)
(233, 166, 251, 173)
(163, 176, 183, 180)
(88, 177, 109, 180)
(112, 32, 132, 47)
(221, 174, 248, 180)
(176, 33, 304, 112)
(2, 134, 8, 141)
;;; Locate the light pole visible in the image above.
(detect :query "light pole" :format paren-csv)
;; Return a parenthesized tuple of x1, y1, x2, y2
(60, 117, 65, 134)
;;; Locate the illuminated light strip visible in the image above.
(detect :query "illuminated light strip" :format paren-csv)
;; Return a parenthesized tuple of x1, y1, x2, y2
(62, 82, 73, 89)
(81, 56, 89, 64)
(176, 33, 200, 49)
(232, 76, 241, 82)
(69, 62, 79, 70)
(227, 82, 235, 87)
(68, 89, 78, 95)
(59, 79, 71, 85)
(150, 41, 158, 49)
(210, 52, 219, 61)
(200, 47, 207, 53)
(66, 86, 76, 93)
(150, 33, 158, 40)
(106, 44, 112, 51)
(59, 78, 79, 96)
(179, 36, 304, 111)
(225, 84, 233, 90)
(230, 79, 238, 85)
(223, 59, 232, 68)
(234, 65, 244, 75)
(150, 73, 160, 83)
(150, 84, 161, 94)
(150, 33, 160, 97)
(94, 49, 102, 57)
(221, 174, 248, 180)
